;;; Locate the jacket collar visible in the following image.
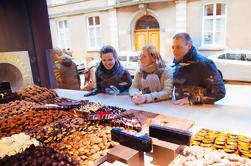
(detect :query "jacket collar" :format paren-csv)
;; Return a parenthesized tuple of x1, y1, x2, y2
(173, 46, 197, 66)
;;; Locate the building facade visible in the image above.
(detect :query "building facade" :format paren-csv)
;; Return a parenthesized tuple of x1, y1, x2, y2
(47, 0, 251, 62)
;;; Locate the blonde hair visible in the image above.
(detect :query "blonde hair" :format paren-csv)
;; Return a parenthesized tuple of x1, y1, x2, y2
(142, 44, 165, 67)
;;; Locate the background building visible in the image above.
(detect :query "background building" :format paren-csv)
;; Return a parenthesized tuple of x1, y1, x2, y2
(47, 0, 251, 62)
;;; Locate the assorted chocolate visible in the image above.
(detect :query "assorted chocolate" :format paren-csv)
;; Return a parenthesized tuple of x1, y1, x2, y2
(192, 128, 251, 158)
(49, 123, 119, 166)
(0, 144, 79, 166)
(17, 85, 58, 104)
(0, 100, 36, 121)
(0, 110, 72, 139)
(172, 146, 251, 165)
(0, 133, 40, 159)
(29, 118, 88, 145)
(0, 82, 20, 104)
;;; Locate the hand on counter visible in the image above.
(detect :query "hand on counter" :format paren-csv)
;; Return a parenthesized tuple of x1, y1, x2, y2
(83, 88, 99, 97)
(173, 97, 190, 105)
(132, 92, 146, 105)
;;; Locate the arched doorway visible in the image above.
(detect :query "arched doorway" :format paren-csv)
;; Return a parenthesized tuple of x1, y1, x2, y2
(134, 15, 160, 52)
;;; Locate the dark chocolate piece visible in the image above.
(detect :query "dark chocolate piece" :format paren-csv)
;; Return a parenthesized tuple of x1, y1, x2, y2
(149, 124, 192, 146)
(111, 127, 152, 152)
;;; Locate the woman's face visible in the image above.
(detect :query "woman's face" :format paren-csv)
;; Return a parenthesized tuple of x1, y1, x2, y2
(140, 50, 154, 67)
(101, 52, 116, 70)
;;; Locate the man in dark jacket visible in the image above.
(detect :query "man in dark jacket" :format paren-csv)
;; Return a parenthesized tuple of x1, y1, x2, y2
(172, 33, 225, 105)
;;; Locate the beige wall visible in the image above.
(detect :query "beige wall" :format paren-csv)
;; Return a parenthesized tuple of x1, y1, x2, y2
(116, 1, 176, 62)
(227, 0, 251, 49)
(187, 0, 251, 55)
(48, 0, 251, 61)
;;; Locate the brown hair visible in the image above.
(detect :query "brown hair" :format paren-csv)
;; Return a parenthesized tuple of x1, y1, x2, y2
(142, 44, 165, 67)
(100, 45, 120, 65)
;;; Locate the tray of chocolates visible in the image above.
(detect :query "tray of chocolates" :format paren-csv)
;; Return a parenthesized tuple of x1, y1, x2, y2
(192, 128, 251, 158)
(0, 144, 79, 166)
(0, 110, 72, 139)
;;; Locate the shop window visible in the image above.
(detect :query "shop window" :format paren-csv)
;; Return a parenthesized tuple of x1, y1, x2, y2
(202, 3, 226, 47)
(57, 20, 71, 50)
(87, 16, 102, 50)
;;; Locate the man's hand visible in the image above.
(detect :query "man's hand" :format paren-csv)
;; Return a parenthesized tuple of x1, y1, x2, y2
(173, 97, 190, 105)
(132, 92, 146, 105)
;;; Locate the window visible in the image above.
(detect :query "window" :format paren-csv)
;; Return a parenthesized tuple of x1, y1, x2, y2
(57, 20, 71, 50)
(226, 53, 243, 60)
(87, 16, 102, 50)
(246, 54, 251, 61)
(129, 56, 139, 62)
(202, 3, 226, 47)
(218, 54, 225, 59)
(118, 56, 127, 62)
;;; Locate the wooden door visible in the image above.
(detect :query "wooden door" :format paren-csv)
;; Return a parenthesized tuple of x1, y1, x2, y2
(135, 29, 160, 52)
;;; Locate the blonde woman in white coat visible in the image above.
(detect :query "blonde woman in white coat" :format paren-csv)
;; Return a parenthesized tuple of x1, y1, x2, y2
(129, 44, 173, 105)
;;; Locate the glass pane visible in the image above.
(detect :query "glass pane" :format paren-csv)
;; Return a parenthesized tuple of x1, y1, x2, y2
(89, 28, 95, 47)
(136, 15, 160, 30)
(226, 53, 242, 60)
(96, 27, 102, 47)
(58, 21, 63, 29)
(88, 17, 93, 26)
(204, 19, 213, 31)
(216, 18, 225, 31)
(95, 16, 100, 25)
(129, 56, 138, 62)
(203, 32, 213, 45)
(218, 54, 225, 59)
(118, 56, 127, 61)
(216, 3, 225, 15)
(65, 32, 70, 48)
(215, 32, 224, 45)
(246, 54, 251, 61)
(204, 4, 214, 16)
(64, 20, 67, 28)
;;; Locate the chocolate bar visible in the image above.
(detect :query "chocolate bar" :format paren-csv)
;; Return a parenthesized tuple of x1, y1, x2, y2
(111, 128, 152, 152)
(149, 124, 192, 145)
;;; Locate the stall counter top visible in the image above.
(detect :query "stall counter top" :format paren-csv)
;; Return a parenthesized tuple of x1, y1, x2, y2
(55, 84, 251, 137)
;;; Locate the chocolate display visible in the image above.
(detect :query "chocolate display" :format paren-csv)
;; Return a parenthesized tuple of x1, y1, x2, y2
(29, 118, 88, 145)
(192, 128, 251, 158)
(49, 124, 118, 166)
(0, 91, 20, 104)
(149, 124, 192, 146)
(0, 110, 72, 139)
(17, 85, 58, 104)
(0, 145, 79, 166)
(0, 100, 36, 121)
(172, 146, 251, 165)
(96, 105, 127, 115)
(0, 133, 40, 159)
(111, 127, 152, 152)
(0, 82, 11, 91)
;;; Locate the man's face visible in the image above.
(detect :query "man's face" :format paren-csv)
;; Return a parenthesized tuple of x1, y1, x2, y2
(172, 38, 191, 61)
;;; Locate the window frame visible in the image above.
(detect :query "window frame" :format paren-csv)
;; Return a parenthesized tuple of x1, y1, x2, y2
(86, 15, 102, 51)
(56, 19, 71, 50)
(201, 2, 227, 50)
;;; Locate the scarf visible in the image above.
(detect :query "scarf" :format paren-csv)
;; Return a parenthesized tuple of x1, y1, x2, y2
(96, 61, 124, 80)
(140, 62, 163, 93)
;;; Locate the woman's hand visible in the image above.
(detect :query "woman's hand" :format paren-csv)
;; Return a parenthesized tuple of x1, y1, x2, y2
(173, 97, 190, 105)
(132, 92, 146, 105)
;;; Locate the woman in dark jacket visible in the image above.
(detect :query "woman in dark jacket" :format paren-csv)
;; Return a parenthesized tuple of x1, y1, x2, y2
(84, 45, 132, 96)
